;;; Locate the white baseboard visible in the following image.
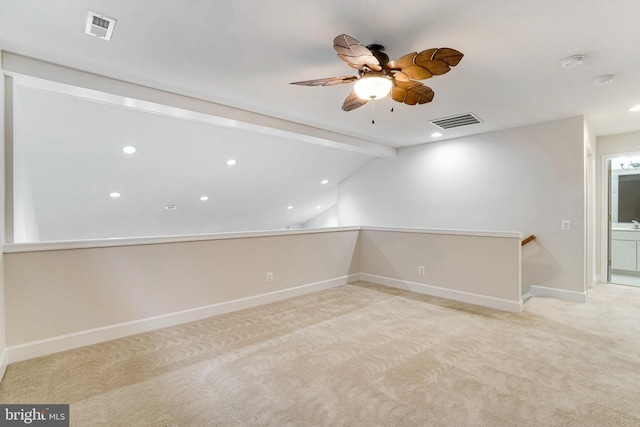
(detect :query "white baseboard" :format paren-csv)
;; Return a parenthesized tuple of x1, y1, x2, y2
(530, 285, 587, 303)
(359, 273, 523, 313)
(8, 275, 356, 364)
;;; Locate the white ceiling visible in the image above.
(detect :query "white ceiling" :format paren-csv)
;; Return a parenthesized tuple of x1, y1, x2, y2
(2, 0, 640, 240)
(12, 85, 373, 240)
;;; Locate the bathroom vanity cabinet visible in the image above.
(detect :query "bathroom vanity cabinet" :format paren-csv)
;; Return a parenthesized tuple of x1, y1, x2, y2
(611, 229, 640, 271)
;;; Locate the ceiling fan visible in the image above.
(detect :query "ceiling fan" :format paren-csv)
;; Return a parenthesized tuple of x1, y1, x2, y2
(291, 34, 463, 114)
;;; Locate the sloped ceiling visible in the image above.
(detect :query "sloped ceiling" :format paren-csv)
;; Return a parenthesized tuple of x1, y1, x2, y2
(2, 0, 640, 241)
(12, 84, 374, 240)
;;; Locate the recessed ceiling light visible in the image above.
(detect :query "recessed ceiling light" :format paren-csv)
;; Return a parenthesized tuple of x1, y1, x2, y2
(226, 159, 237, 166)
(165, 205, 177, 210)
(287, 205, 294, 210)
(316, 205, 322, 209)
(109, 192, 121, 198)
(629, 105, 640, 112)
(122, 146, 136, 154)
(431, 132, 443, 138)
(594, 74, 614, 85)
(200, 196, 209, 201)
(560, 55, 585, 68)
(321, 179, 329, 185)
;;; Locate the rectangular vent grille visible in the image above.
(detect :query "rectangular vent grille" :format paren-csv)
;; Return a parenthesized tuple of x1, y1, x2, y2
(92, 16, 111, 30)
(85, 11, 117, 41)
(430, 113, 482, 130)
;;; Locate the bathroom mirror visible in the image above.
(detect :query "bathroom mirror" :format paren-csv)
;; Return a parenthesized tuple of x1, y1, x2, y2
(611, 157, 640, 225)
(618, 174, 640, 223)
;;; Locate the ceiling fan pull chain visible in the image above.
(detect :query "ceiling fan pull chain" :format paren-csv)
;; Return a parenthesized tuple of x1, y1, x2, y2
(371, 98, 376, 124)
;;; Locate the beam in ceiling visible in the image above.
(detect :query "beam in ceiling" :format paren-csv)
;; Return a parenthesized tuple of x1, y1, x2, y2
(2, 52, 396, 158)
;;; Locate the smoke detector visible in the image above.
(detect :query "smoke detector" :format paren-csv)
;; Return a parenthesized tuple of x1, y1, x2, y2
(85, 11, 117, 41)
(594, 74, 614, 85)
(560, 55, 584, 68)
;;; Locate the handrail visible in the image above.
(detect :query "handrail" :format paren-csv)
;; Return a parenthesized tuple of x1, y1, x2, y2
(521, 234, 536, 247)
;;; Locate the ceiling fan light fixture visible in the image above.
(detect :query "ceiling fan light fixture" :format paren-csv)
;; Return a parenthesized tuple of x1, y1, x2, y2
(354, 73, 393, 101)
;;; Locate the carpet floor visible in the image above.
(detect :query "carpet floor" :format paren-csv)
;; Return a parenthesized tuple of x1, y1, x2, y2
(1, 281, 639, 426)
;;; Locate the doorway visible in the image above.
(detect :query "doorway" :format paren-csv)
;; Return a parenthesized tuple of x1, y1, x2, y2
(608, 152, 640, 287)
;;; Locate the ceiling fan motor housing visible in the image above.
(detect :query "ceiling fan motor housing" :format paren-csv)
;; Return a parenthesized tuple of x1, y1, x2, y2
(367, 44, 389, 67)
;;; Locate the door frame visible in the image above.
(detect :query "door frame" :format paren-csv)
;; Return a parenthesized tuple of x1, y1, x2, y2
(600, 151, 640, 283)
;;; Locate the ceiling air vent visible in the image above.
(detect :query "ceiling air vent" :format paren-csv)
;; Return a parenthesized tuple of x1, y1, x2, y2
(85, 11, 117, 41)
(430, 113, 482, 130)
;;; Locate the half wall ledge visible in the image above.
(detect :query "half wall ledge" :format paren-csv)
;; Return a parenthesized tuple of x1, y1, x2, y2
(2, 226, 522, 253)
(4, 226, 526, 362)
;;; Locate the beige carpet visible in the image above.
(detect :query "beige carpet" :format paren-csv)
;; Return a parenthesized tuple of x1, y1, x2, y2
(1, 281, 639, 426)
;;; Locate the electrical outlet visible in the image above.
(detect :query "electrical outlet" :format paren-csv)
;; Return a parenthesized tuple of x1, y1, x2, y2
(266, 272, 273, 282)
(418, 265, 425, 275)
(561, 219, 571, 230)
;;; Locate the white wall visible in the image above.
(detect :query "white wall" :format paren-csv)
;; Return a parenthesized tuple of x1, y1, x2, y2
(10, 87, 39, 242)
(595, 130, 640, 281)
(359, 228, 522, 311)
(5, 230, 360, 357)
(3, 53, 381, 243)
(5, 225, 528, 363)
(302, 205, 338, 229)
(585, 122, 597, 288)
(0, 54, 7, 379)
(339, 117, 587, 295)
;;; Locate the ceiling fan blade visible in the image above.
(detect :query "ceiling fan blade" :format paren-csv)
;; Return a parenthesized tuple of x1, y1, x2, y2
(290, 76, 358, 86)
(392, 71, 411, 82)
(342, 90, 368, 111)
(391, 81, 434, 105)
(415, 59, 450, 76)
(411, 85, 435, 104)
(393, 52, 418, 70)
(333, 34, 382, 71)
(399, 64, 433, 80)
(415, 49, 452, 76)
(433, 48, 464, 66)
(391, 80, 421, 103)
(390, 48, 464, 79)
